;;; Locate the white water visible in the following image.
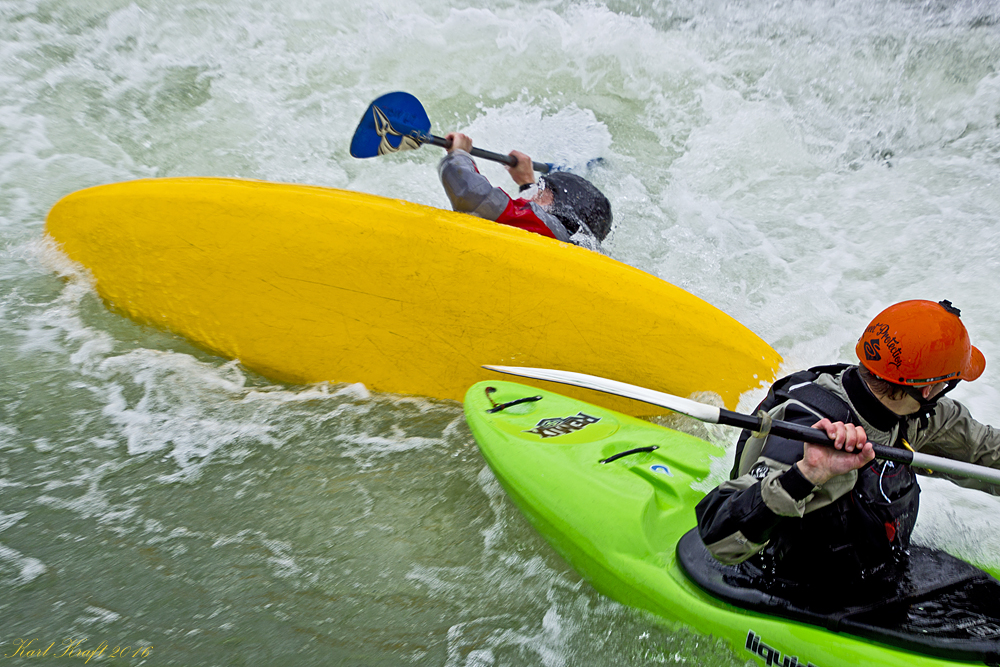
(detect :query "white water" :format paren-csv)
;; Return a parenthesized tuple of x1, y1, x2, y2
(2, 0, 1000, 664)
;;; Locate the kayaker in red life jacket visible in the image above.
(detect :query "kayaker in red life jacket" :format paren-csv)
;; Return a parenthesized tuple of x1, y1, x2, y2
(438, 132, 612, 250)
(695, 300, 1000, 584)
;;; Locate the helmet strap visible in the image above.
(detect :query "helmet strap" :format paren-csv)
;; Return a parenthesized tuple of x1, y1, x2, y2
(901, 380, 960, 427)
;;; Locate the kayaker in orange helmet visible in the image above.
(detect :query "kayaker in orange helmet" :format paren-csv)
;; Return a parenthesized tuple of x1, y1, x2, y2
(695, 299, 998, 584)
(438, 132, 612, 249)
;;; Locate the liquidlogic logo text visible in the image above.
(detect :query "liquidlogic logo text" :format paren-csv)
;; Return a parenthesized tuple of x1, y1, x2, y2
(746, 631, 820, 667)
(525, 413, 600, 438)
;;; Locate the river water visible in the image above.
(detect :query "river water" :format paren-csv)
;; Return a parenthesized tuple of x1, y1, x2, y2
(2, 0, 1000, 664)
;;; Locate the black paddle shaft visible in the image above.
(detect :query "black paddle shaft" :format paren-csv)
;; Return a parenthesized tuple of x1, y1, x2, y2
(717, 408, 916, 466)
(424, 135, 551, 173)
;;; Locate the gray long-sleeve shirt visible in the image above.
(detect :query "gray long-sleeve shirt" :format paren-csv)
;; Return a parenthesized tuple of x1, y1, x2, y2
(438, 150, 574, 243)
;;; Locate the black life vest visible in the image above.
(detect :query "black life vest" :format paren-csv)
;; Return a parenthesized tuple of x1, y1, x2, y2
(737, 365, 921, 579)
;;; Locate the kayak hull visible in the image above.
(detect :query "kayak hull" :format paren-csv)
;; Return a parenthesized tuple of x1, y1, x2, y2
(45, 177, 780, 414)
(464, 380, 995, 666)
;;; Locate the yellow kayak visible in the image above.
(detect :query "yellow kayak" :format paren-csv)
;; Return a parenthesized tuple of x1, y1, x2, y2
(45, 177, 781, 414)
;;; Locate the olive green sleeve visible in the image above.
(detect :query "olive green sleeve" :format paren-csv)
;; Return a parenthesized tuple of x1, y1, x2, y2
(910, 398, 1000, 494)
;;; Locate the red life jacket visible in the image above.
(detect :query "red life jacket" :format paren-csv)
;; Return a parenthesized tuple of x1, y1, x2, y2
(494, 197, 557, 239)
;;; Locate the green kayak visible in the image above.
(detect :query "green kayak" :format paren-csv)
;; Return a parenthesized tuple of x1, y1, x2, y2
(463, 380, 1000, 667)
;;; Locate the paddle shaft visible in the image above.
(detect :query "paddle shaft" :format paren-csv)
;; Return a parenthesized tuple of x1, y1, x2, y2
(483, 365, 1000, 486)
(717, 407, 916, 465)
(422, 134, 551, 173)
(713, 407, 1000, 483)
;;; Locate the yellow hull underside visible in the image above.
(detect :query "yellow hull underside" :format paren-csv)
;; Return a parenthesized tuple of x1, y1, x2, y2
(46, 178, 781, 414)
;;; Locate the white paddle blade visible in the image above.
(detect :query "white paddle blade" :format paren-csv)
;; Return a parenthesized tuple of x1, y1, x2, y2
(483, 365, 723, 424)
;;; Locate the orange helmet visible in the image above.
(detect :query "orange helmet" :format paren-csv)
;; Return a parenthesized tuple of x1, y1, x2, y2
(856, 300, 986, 385)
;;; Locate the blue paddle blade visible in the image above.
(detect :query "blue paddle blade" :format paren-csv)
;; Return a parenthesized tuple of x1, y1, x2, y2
(350, 92, 432, 159)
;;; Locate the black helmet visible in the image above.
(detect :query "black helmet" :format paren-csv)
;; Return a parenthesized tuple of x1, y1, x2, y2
(539, 172, 613, 241)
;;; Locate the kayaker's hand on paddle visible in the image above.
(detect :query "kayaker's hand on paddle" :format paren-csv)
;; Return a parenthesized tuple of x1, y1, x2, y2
(796, 419, 874, 485)
(445, 132, 473, 153)
(506, 150, 536, 187)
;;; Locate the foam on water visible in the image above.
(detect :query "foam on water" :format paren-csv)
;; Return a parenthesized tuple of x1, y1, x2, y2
(2, 0, 1000, 663)
(0, 511, 46, 587)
